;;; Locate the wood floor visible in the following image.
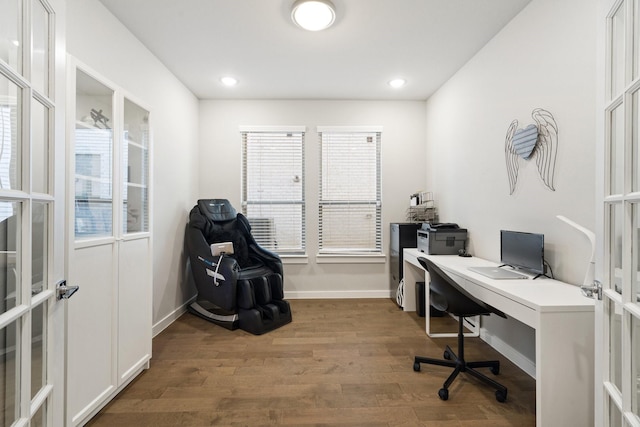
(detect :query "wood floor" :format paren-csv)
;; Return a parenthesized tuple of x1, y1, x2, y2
(87, 299, 536, 426)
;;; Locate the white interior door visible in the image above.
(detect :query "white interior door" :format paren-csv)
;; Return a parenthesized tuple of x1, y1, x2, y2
(600, 0, 640, 425)
(0, 0, 65, 425)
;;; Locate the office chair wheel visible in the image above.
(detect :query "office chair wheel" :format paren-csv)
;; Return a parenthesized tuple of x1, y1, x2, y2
(438, 388, 449, 401)
(491, 365, 500, 375)
(495, 389, 507, 403)
(413, 362, 421, 372)
(443, 350, 452, 360)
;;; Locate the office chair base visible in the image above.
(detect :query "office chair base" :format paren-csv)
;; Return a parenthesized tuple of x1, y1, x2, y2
(413, 344, 508, 403)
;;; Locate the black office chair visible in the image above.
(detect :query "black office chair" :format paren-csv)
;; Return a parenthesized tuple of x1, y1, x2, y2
(413, 257, 508, 402)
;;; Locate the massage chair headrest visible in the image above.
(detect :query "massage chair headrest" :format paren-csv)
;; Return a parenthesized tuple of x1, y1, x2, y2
(197, 199, 237, 222)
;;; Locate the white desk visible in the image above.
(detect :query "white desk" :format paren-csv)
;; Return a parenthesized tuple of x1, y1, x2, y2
(403, 248, 594, 427)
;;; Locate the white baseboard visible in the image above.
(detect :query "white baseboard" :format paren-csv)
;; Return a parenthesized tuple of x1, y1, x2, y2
(480, 328, 536, 379)
(285, 290, 392, 299)
(152, 296, 196, 338)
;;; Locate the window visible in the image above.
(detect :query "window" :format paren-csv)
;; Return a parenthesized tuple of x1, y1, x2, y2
(241, 126, 305, 254)
(318, 126, 382, 254)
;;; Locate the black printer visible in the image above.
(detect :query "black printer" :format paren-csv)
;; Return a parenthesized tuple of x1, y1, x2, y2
(417, 223, 467, 255)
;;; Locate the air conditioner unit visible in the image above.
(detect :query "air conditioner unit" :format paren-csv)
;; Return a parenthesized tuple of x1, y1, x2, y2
(248, 217, 276, 250)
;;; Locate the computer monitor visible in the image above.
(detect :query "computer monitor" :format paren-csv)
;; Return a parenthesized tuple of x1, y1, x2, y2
(500, 230, 545, 276)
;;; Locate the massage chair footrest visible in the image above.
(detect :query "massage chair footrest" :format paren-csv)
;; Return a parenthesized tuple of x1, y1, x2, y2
(238, 300, 292, 335)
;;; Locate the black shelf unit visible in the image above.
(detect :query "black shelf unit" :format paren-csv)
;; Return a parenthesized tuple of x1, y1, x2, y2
(389, 222, 421, 305)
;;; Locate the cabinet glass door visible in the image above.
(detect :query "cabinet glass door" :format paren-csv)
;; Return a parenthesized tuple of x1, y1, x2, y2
(122, 98, 148, 234)
(74, 70, 113, 239)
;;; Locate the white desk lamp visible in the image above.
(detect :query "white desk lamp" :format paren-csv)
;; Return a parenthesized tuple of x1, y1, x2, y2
(556, 215, 595, 287)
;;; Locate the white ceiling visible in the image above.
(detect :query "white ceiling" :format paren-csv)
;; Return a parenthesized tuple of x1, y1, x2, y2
(98, 0, 532, 101)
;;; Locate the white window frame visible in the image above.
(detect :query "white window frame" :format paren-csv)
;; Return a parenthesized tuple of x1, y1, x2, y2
(240, 125, 306, 256)
(317, 126, 383, 261)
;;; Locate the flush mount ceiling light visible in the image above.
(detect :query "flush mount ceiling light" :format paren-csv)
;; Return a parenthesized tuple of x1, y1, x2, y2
(291, 0, 336, 31)
(220, 76, 238, 87)
(388, 78, 406, 88)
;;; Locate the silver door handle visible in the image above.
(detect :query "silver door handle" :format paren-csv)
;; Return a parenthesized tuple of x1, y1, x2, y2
(580, 280, 602, 300)
(57, 280, 79, 300)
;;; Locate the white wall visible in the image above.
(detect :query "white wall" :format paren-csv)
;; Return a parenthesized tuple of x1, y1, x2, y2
(199, 100, 427, 297)
(424, 0, 597, 371)
(66, 0, 200, 331)
(63, 0, 597, 361)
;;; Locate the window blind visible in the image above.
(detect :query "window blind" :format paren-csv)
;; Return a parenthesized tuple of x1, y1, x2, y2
(318, 128, 382, 254)
(241, 128, 305, 254)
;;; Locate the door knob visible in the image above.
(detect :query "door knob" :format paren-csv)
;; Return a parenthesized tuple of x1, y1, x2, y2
(57, 280, 79, 300)
(580, 280, 602, 300)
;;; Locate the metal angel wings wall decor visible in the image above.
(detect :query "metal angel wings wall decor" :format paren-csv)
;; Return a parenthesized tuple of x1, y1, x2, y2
(504, 108, 558, 195)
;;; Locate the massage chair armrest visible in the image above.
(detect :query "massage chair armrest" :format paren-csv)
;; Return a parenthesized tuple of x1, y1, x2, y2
(190, 253, 240, 311)
(235, 213, 283, 275)
(249, 244, 283, 276)
(195, 252, 239, 272)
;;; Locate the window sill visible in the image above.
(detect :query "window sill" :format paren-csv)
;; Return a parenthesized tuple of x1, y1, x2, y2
(316, 253, 386, 264)
(280, 255, 309, 265)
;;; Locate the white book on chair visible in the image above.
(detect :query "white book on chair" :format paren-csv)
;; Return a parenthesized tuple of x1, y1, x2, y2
(210, 242, 234, 256)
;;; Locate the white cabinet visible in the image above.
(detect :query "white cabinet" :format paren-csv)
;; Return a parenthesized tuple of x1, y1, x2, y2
(66, 60, 152, 426)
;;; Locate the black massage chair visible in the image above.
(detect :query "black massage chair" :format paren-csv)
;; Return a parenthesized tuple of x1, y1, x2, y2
(184, 199, 292, 334)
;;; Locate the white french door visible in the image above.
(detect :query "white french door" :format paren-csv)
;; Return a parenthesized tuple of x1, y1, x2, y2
(0, 0, 65, 425)
(600, 0, 640, 425)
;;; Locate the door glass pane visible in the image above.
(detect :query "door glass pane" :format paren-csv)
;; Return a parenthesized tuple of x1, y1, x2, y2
(634, 91, 640, 192)
(122, 98, 148, 234)
(612, 203, 624, 294)
(31, 98, 49, 194)
(610, 395, 623, 426)
(0, 320, 19, 426)
(0, 72, 22, 191)
(0, 0, 21, 73)
(612, 2, 626, 97)
(31, 0, 49, 96)
(0, 201, 19, 313)
(633, 315, 640, 417)
(32, 401, 45, 427)
(74, 70, 113, 239)
(31, 302, 44, 399)
(611, 104, 625, 195)
(32, 202, 46, 295)
(634, 203, 640, 307)
(636, 0, 640, 81)
(610, 299, 623, 392)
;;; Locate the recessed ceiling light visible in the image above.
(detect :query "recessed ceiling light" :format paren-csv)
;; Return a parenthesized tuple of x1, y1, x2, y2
(221, 77, 238, 87)
(291, 0, 336, 31)
(389, 78, 406, 88)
